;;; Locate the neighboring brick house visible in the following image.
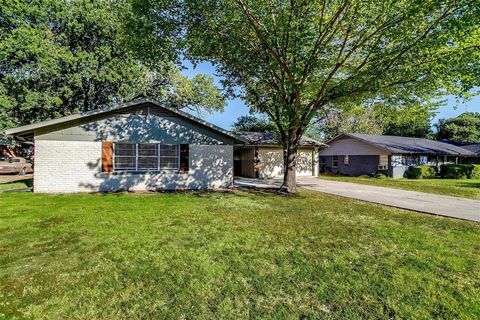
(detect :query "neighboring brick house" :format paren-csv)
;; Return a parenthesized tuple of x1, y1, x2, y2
(5, 99, 248, 193)
(441, 140, 480, 164)
(319, 133, 479, 178)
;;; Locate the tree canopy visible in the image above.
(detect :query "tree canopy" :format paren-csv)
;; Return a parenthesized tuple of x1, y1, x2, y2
(308, 101, 438, 141)
(0, 0, 225, 131)
(436, 112, 480, 142)
(176, 0, 480, 191)
(231, 115, 277, 133)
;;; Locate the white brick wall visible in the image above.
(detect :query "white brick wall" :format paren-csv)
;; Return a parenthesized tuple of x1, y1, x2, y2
(34, 140, 102, 193)
(34, 140, 233, 193)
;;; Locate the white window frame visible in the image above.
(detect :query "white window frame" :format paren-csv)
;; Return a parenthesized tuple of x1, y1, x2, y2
(344, 155, 349, 165)
(332, 155, 339, 168)
(113, 143, 180, 172)
(378, 155, 388, 170)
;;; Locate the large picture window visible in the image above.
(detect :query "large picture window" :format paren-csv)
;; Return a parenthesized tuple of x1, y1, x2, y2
(114, 143, 180, 172)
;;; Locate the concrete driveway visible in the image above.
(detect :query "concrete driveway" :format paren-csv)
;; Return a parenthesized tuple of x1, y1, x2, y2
(234, 176, 480, 222)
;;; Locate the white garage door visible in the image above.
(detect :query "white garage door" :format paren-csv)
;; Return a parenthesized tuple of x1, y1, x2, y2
(258, 148, 313, 178)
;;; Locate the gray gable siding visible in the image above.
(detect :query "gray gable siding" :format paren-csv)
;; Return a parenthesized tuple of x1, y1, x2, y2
(319, 137, 390, 156)
(35, 105, 236, 145)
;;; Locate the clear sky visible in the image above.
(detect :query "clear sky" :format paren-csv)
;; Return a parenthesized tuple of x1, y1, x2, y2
(182, 61, 480, 130)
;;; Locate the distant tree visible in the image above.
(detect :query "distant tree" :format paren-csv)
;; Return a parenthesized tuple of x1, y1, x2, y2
(372, 98, 440, 138)
(311, 106, 383, 141)
(231, 115, 276, 133)
(436, 112, 480, 142)
(0, 0, 224, 130)
(311, 98, 439, 141)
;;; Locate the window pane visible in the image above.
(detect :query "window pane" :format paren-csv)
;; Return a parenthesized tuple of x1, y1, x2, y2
(379, 155, 388, 166)
(115, 156, 136, 170)
(160, 145, 179, 157)
(138, 157, 158, 170)
(160, 145, 179, 170)
(115, 143, 135, 157)
(138, 144, 157, 157)
(332, 155, 338, 167)
(160, 157, 178, 169)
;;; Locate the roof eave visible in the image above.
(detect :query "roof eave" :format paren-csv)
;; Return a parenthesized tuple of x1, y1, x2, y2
(4, 98, 248, 144)
(242, 143, 325, 148)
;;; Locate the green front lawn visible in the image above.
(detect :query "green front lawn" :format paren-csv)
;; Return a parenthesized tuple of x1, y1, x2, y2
(1, 190, 479, 319)
(319, 175, 480, 200)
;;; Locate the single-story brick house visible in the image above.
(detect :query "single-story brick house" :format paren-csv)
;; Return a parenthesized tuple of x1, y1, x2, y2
(4, 99, 249, 193)
(4, 99, 323, 192)
(232, 132, 325, 179)
(319, 133, 478, 178)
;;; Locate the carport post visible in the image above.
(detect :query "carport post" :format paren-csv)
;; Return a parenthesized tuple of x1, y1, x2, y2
(313, 147, 320, 176)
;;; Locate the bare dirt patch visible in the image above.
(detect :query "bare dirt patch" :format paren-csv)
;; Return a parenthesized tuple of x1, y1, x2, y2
(0, 174, 33, 184)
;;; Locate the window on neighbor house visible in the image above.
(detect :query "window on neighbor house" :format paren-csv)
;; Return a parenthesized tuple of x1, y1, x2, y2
(332, 155, 339, 168)
(344, 155, 349, 165)
(378, 155, 388, 170)
(114, 143, 180, 171)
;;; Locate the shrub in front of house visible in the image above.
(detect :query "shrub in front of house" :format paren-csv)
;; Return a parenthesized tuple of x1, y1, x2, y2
(405, 165, 437, 179)
(470, 165, 480, 179)
(440, 164, 475, 179)
(373, 172, 388, 179)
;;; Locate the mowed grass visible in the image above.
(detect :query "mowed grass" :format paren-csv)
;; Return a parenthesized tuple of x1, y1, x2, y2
(319, 175, 480, 200)
(0, 190, 479, 319)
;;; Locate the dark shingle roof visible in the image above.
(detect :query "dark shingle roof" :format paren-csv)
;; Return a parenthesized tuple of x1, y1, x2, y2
(441, 140, 480, 155)
(233, 131, 325, 147)
(4, 98, 248, 144)
(341, 133, 475, 155)
(459, 144, 480, 155)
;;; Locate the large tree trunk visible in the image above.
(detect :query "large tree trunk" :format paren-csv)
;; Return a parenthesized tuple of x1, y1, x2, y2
(279, 132, 300, 193)
(282, 145, 297, 193)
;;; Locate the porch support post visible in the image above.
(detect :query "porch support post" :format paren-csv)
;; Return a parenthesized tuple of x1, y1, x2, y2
(313, 147, 320, 176)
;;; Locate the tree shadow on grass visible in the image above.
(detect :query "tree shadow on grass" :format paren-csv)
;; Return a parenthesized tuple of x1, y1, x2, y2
(89, 188, 236, 198)
(455, 182, 480, 189)
(234, 186, 304, 198)
(0, 178, 33, 191)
